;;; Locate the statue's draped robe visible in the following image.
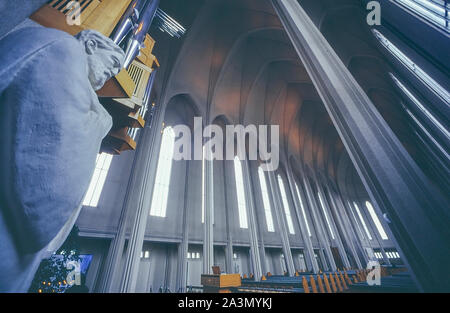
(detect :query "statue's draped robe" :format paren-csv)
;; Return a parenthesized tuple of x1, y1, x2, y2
(0, 25, 112, 292)
(0, 0, 48, 39)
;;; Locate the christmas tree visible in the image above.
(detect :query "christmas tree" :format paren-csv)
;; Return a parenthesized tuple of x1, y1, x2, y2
(28, 226, 82, 293)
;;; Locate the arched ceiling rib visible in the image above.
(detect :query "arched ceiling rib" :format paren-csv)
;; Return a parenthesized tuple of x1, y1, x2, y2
(157, 0, 419, 193)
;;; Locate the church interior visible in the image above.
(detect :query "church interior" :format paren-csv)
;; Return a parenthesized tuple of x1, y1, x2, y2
(0, 0, 449, 294)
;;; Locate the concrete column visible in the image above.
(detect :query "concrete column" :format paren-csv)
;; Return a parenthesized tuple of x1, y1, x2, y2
(242, 159, 262, 280)
(315, 178, 351, 269)
(356, 199, 391, 266)
(325, 186, 363, 269)
(285, 162, 318, 273)
(98, 151, 137, 292)
(257, 227, 268, 276)
(99, 217, 128, 292)
(117, 100, 166, 292)
(340, 193, 370, 265)
(347, 181, 382, 265)
(272, 0, 450, 291)
(300, 170, 337, 271)
(318, 249, 328, 271)
(266, 170, 295, 275)
(345, 180, 380, 265)
(202, 153, 214, 274)
(222, 161, 234, 274)
(252, 163, 268, 276)
(176, 161, 191, 292)
(99, 101, 163, 293)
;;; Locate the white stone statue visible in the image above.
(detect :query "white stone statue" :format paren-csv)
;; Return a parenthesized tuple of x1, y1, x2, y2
(0, 23, 124, 292)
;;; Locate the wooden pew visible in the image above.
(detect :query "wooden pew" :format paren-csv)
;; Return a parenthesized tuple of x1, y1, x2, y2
(316, 274, 326, 293)
(329, 273, 338, 293)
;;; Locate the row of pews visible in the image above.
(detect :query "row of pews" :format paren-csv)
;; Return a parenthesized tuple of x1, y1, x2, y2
(349, 270, 418, 293)
(238, 269, 354, 293)
(232, 266, 413, 293)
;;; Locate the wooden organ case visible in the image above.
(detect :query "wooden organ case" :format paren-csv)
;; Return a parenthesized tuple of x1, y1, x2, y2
(30, 0, 160, 154)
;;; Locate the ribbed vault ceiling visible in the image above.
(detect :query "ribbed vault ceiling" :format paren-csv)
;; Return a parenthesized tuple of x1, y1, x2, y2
(154, 0, 416, 195)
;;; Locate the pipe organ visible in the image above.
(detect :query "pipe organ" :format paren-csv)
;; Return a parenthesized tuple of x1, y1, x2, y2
(31, 0, 160, 154)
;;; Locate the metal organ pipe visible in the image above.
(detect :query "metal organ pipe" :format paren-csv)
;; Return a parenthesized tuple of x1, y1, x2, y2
(111, 0, 142, 45)
(122, 0, 160, 69)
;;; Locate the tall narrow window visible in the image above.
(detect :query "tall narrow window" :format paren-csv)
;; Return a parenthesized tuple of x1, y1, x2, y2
(258, 167, 275, 232)
(317, 192, 335, 240)
(373, 29, 450, 104)
(403, 104, 449, 159)
(393, 0, 449, 31)
(390, 73, 449, 141)
(353, 202, 373, 240)
(294, 182, 312, 237)
(234, 157, 248, 229)
(277, 175, 295, 234)
(201, 146, 205, 223)
(348, 201, 365, 239)
(365, 201, 389, 240)
(149, 126, 175, 217)
(201, 145, 214, 224)
(83, 153, 113, 207)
